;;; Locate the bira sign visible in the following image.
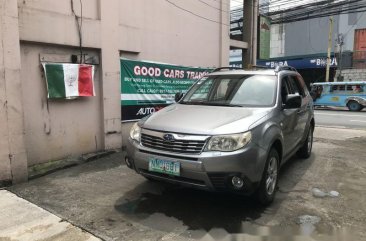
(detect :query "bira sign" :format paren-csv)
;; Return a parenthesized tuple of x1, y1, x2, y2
(257, 56, 338, 69)
(310, 57, 338, 67)
(267, 61, 288, 68)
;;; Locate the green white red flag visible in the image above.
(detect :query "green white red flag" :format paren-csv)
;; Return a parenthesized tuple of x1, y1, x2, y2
(43, 63, 95, 98)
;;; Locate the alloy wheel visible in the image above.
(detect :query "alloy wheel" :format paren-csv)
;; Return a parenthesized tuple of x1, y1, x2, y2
(307, 128, 313, 154)
(266, 157, 278, 195)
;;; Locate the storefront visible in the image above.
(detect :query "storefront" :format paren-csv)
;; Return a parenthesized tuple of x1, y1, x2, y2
(230, 54, 339, 86)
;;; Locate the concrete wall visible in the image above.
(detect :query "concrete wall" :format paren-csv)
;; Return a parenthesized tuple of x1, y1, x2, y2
(335, 69, 366, 82)
(284, 16, 340, 57)
(270, 24, 285, 58)
(0, 0, 230, 184)
(0, 0, 28, 183)
(337, 13, 366, 52)
(20, 44, 103, 166)
(271, 13, 366, 58)
(118, 0, 229, 66)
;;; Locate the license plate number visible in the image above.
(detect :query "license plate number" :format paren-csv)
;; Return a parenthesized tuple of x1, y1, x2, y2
(148, 159, 180, 176)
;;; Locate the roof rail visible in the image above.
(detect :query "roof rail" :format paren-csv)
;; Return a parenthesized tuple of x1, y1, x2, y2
(275, 66, 297, 72)
(251, 65, 270, 69)
(212, 67, 243, 72)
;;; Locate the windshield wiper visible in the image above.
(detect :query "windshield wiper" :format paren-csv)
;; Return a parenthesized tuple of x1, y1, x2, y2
(179, 101, 206, 105)
(180, 101, 242, 107)
(212, 103, 243, 107)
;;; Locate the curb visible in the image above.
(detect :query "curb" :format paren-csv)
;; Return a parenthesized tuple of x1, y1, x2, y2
(28, 149, 121, 180)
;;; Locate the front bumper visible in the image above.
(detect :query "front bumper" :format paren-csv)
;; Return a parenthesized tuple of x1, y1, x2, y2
(126, 138, 268, 194)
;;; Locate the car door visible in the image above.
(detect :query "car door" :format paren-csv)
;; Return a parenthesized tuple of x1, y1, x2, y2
(280, 75, 299, 157)
(288, 75, 309, 144)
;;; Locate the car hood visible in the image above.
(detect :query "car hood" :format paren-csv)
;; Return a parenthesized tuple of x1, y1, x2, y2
(140, 104, 272, 135)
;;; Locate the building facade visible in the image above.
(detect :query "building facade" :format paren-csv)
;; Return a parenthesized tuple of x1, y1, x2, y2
(0, 0, 230, 184)
(265, 12, 366, 84)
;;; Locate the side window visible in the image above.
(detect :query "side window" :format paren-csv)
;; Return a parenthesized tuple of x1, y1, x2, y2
(294, 76, 307, 97)
(350, 85, 364, 93)
(288, 75, 305, 97)
(281, 76, 291, 102)
(332, 85, 345, 92)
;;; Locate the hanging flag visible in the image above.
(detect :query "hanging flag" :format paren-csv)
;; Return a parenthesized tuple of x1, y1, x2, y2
(43, 63, 95, 98)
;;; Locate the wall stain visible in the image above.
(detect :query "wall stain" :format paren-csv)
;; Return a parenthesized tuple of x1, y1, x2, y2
(41, 98, 51, 135)
(94, 135, 98, 150)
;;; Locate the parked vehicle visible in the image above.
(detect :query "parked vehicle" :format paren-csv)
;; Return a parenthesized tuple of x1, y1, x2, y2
(126, 66, 315, 205)
(310, 81, 366, 111)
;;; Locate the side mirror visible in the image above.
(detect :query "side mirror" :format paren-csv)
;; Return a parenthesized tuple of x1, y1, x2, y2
(175, 92, 184, 102)
(283, 94, 301, 109)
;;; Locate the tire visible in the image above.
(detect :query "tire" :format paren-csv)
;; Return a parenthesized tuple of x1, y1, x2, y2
(297, 125, 314, 159)
(347, 100, 362, 111)
(256, 148, 279, 206)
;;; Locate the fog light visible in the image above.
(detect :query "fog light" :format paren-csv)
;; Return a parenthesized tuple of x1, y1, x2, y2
(232, 176, 244, 189)
(125, 157, 132, 168)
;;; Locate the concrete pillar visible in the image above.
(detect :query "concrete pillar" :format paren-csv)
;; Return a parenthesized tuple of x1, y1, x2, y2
(242, 0, 258, 68)
(100, 0, 123, 149)
(220, 0, 230, 66)
(0, 0, 28, 184)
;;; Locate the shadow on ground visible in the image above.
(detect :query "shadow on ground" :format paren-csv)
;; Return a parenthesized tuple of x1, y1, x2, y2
(114, 154, 315, 234)
(8, 150, 322, 240)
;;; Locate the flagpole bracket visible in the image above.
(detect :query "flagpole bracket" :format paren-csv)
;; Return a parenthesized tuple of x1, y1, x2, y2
(39, 53, 99, 65)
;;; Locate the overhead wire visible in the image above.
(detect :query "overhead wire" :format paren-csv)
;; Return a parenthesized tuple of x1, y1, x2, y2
(166, 0, 366, 33)
(267, 0, 366, 24)
(343, 12, 365, 39)
(196, 0, 230, 13)
(165, 0, 230, 26)
(71, 0, 83, 63)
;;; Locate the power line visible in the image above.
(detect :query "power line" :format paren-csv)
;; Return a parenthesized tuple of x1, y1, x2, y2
(71, 0, 83, 63)
(267, 0, 366, 24)
(343, 12, 365, 39)
(196, 0, 229, 13)
(165, 0, 229, 26)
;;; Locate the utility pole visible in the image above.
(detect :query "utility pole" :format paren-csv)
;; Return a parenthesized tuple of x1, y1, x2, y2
(242, 0, 258, 69)
(325, 16, 333, 82)
(336, 33, 344, 82)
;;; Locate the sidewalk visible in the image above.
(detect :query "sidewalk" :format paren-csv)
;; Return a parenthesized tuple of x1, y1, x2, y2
(0, 190, 100, 241)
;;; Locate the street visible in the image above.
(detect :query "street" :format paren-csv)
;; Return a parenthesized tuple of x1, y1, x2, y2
(5, 127, 366, 241)
(315, 109, 366, 129)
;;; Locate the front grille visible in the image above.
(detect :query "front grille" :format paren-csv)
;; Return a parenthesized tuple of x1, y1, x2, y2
(141, 133, 206, 154)
(139, 150, 199, 161)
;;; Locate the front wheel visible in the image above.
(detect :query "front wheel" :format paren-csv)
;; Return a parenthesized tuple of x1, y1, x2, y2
(297, 125, 314, 159)
(347, 101, 362, 111)
(256, 148, 279, 206)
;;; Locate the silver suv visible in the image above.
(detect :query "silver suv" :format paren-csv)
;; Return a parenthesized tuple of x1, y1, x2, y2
(126, 66, 315, 205)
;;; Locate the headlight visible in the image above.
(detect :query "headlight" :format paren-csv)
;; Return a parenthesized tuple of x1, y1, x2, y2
(129, 123, 141, 142)
(206, 132, 252, 152)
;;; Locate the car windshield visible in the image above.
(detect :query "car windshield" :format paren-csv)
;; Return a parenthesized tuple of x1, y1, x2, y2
(181, 75, 277, 107)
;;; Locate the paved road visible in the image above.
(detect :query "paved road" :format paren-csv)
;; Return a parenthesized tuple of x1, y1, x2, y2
(8, 127, 366, 241)
(315, 109, 366, 129)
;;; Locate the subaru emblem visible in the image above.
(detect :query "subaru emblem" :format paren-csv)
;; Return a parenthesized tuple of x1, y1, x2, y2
(163, 134, 175, 142)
